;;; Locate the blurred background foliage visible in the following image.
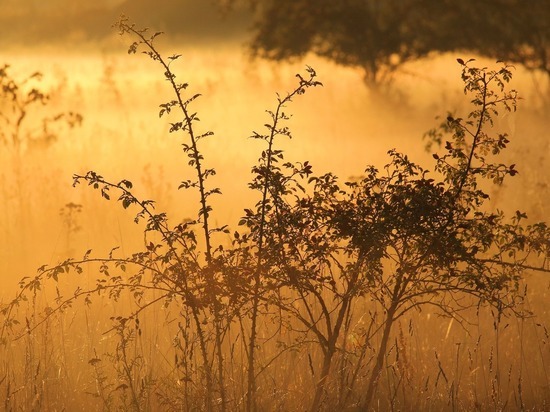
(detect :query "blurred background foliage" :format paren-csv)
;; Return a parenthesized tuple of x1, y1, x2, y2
(0, 0, 251, 45)
(2, 0, 548, 87)
(233, 0, 550, 86)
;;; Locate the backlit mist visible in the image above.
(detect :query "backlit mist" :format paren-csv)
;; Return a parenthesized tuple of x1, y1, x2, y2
(1, 1, 549, 410)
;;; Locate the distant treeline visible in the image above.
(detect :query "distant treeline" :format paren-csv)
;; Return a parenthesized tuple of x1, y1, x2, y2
(1, 0, 251, 47)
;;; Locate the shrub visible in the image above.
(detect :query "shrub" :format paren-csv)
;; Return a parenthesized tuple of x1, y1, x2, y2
(2, 19, 549, 412)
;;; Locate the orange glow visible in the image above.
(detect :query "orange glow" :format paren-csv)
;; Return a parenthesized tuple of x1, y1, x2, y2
(1, 3, 549, 410)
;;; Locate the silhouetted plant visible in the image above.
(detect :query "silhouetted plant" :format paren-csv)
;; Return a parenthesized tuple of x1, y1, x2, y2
(0, 17, 320, 411)
(0, 63, 82, 153)
(236, 59, 550, 410)
(1, 18, 549, 412)
(240, 65, 321, 411)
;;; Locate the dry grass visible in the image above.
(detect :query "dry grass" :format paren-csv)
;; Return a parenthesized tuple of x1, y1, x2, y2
(1, 45, 549, 410)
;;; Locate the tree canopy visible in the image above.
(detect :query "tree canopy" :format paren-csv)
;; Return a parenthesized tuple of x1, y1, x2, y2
(232, 0, 550, 86)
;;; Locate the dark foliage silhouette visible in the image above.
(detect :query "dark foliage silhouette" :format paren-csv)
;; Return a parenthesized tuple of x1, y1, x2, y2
(225, 0, 550, 86)
(1, 19, 549, 411)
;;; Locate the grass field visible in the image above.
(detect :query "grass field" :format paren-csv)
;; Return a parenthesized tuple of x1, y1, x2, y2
(1, 40, 549, 410)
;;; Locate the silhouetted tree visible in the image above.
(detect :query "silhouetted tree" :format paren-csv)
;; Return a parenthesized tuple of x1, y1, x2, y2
(458, 0, 550, 76)
(226, 0, 550, 86)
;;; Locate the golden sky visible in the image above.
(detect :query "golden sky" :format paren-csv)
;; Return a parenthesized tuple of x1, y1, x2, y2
(1, 0, 250, 49)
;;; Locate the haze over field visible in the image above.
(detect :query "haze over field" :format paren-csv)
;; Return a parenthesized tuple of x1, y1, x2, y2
(1, 0, 251, 47)
(1, 1, 549, 410)
(2, 38, 546, 283)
